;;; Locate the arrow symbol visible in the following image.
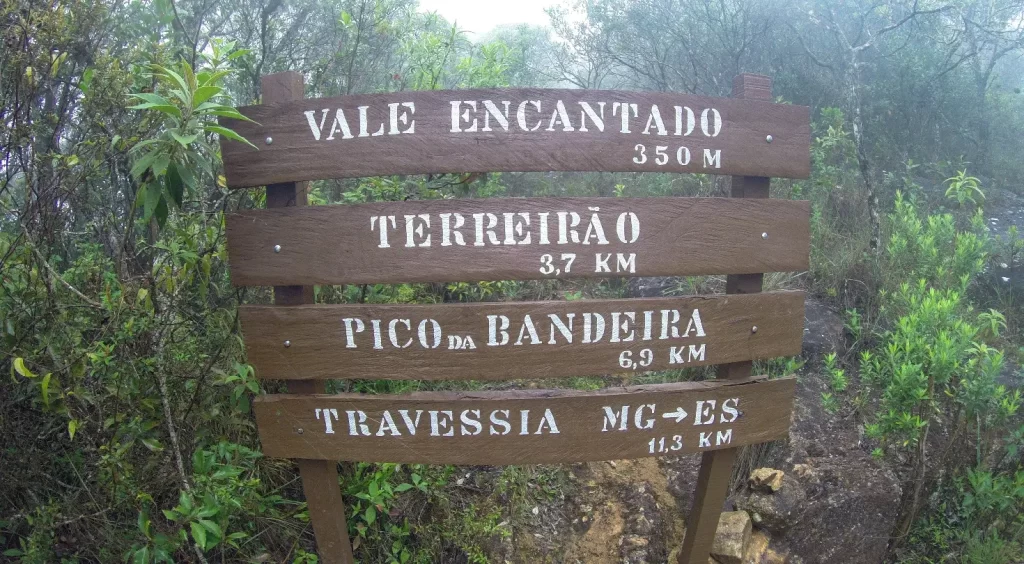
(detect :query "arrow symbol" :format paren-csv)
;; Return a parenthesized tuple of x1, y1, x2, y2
(661, 407, 688, 423)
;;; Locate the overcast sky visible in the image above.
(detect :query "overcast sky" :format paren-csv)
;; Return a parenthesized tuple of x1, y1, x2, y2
(416, 0, 555, 37)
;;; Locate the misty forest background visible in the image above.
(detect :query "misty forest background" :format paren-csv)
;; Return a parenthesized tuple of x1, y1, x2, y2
(4, 0, 1024, 562)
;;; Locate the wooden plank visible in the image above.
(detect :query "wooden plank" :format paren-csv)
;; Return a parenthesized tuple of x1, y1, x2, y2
(226, 197, 810, 286)
(240, 291, 805, 381)
(679, 73, 774, 564)
(220, 88, 810, 187)
(262, 71, 355, 564)
(254, 377, 796, 464)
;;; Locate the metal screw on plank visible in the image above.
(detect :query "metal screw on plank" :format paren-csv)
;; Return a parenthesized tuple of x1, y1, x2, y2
(284, 340, 291, 348)
(762, 232, 769, 239)
(751, 326, 759, 334)
(765, 134, 773, 143)
(265, 136, 273, 145)
(274, 244, 282, 253)
(297, 428, 303, 435)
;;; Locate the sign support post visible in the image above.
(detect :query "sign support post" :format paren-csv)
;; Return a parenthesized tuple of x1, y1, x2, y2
(677, 73, 773, 564)
(261, 71, 355, 563)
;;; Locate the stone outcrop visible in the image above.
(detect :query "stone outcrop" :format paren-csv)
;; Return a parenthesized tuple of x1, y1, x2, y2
(711, 511, 752, 564)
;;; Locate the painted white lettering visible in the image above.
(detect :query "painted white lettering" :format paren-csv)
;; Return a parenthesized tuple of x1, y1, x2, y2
(634, 403, 656, 430)
(387, 102, 415, 135)
(613, 102, 638, 133)
(481, 100, 510, 132)
(547, 100, 575, 132)
(460, 409, 483, 435)
(602, 405, 629, 431)
(582, 207, 610, 245)
(616, 212, 640, 244)
(548, 313, 575, 344)
(489, 410, 511, 435)
(376, 411, 401, 436)
(417, 319, 442, 349)
(327, 108, 354, 140)
(610, 311, 636, 343)
(703, 148, 721, 169)
(357, 105, 384, 137)
(473, 213, 501, 246)
(304, 109, 330, 141)
(514, 315, 542, 346)
(399, 409, 423, 435)
(370, 215, 397, 248)
(720, 398, 739, 424)
(388, 319, 413, 349)
(578, 101, 606, 132)
(694, 399, 717, 425)
(642, 104, 668, 136)
(583, 312, 606, 343)
(440, 213, 466, 247)
(488, 315, 510, 346)
(346, 410, 370, 436)
(404, 214, 431, 248)
(536, 408, 560, 434)
(516, 100, 542, 131)
(430, 410, 455, 437)
(341, 317, 365, 348)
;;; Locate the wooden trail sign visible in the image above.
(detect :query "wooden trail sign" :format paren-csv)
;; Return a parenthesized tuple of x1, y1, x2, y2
(220, 88, 810, 188)
(254, 377, 795, 464)
(223, 72, 808, 564)
(241, 291, 805, 381)
(226, 196, 809, 286)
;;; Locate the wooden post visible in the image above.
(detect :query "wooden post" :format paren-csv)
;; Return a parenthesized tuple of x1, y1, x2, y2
(261, 71, 355, 564)
(677, 73, 772, 564)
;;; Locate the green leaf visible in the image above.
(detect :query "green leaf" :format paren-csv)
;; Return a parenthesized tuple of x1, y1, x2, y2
(141, 437, 164, 452)
(190, 521, 207, 549)
(365, 504, 377, 525)
(198, 519, 222, 540)
(204, 125, 257, 149)
(130, 92, 172, 106)
(192, 86, 222, 106)
(341, 11, 352, 25)
(68, 419, 79, 440)
(394, 483, 414, 492)
(170, 130, 198, 148)
(165, 163, 184, 208)
(142, 184, 161, 222)
(154, 194, 169, 228)
(129, 102, 182, 118)
(40, 372, 51, 409)
(153, 64, 189, 93)
(13, 357, 36, 379)
(80, 68, 94, 94)
(3, 549, 25, 557)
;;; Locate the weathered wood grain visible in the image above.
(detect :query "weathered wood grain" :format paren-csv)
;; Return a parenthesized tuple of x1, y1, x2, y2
(254, 376, 795, 464)
(220, 88, 810, 187)
(680, 72, 774, 564)
(226, 197, 810, 286)
(240, 291, 804, 381)
(261, 71, 354, 564)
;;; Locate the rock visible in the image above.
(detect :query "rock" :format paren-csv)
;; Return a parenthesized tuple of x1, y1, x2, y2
(711, 511, 752, 564)
(750, 468, 785, 493)
(780, 458, 900, 564)
(764, 548, 787, 564)
(744, 530, 770, 563)
(737, 475, 806, 533)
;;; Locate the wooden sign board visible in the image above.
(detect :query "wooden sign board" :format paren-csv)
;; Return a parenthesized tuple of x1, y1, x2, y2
(226, 197, 810, 286)
(220, 88, 810, 187)
(254, 376, 795, 464)
(241, 291, 804, 381)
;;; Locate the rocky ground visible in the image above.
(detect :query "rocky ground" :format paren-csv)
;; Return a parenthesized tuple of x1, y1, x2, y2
(480, 297, 905, 563)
